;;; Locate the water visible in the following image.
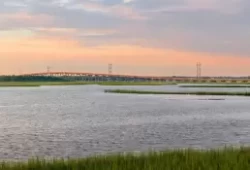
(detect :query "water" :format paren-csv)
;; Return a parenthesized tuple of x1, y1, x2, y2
(0, 85, 250, 160)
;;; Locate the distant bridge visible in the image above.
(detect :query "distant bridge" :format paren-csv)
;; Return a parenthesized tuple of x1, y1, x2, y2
(21, 71, 250, 83)
(22, 71, 170, 82)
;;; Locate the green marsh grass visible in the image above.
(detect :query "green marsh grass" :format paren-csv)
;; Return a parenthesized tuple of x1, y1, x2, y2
(179, 84, 250, 88)
(0, 81, 175, 87)
(1, 148, 250, 169)
(105, 89, 250, 96)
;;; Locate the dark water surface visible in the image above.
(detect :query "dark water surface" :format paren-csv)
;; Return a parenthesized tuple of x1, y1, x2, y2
(0, 85, 250, 160)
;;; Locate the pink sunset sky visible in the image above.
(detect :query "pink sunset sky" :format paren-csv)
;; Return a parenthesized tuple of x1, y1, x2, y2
(0, 0, 250, 76)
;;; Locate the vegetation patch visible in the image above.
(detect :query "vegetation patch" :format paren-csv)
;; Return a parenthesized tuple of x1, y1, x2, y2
(0, 148, 250, 170)
(0, 81, 175, 87)
(105, 89, 250, 96)
(179, 84, 250, 88)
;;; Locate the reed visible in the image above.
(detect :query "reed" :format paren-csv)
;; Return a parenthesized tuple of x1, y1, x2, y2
(0, 148, 250, 170)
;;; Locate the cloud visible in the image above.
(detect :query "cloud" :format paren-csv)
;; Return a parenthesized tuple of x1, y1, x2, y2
(0, 0, 250, 76)
(0, 12, 54, 29)
(144, 0, 244, 14)
(3, 1, 28, 8)
(123, 0, 135, 4)
(0, 12, 53, 22)
(68, 1, 147, 20)
(52, 0, 72, 6)
(0, 29, 35, 38)
(32, 27, 118, 37)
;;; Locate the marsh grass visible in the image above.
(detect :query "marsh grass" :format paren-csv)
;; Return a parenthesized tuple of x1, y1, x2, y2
(179, 85, 250, 88)
(0, 81, 174, 87)
(105, 89, 250, 96)
(1, 148, 250, 170)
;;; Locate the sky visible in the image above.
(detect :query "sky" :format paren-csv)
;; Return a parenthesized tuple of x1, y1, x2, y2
(0, 0, 250, 76)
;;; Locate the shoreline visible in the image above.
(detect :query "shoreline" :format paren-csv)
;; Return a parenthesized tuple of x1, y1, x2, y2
(105, 89, 250, 96)
(0, 81, 175, 87)
(179, 85, 250, 88)
(1, 81, 250, 87)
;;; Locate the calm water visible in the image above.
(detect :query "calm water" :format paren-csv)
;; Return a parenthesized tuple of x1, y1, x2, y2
(0, 85, 250, 160)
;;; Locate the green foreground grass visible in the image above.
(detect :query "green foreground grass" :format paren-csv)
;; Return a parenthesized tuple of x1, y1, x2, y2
(0, 81, 175, 87)
(105, 89, 250, 96)
(1, 148, 250, 170)
(179, 85, 250, 88)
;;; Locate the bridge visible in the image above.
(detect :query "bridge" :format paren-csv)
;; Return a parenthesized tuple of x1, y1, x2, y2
(21, 71, 250, 83)
(22, 71, 170, 82)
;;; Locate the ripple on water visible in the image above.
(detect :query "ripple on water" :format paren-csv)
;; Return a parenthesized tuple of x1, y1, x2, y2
(0, 85, 250, 160)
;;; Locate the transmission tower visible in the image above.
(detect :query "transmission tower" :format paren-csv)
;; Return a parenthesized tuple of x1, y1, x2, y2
(108, 64, 113, 75)
(18, 69, 23, 75)
(196, 62, 202, 78)
(47, 66, 51, 73)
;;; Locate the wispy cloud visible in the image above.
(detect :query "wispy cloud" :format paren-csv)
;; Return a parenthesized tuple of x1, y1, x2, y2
(68, 1, 147, 20)
(123, 0, 135, 4)
(3, 1, 28, 8)
(145, 0, 244, 14)
(0, 12, 54, 27)
(31, 27, 118, 37)
(51, 0, 72, 7)
(0, 29, 35, 38)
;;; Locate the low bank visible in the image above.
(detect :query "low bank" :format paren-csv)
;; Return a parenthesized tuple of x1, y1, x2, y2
(0, 81, 175, 87)
(105, 89, 250, 96)
(0, 148, 250, 170)
(179, 84, 250, 88)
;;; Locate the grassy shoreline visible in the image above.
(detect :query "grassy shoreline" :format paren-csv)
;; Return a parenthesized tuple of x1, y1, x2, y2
(179, 85, 250, 88)
(0, 81, 175, 87)
(1, 148, 250, 169)
(1, 81, 250, 87)
(105, 89, 250, 96)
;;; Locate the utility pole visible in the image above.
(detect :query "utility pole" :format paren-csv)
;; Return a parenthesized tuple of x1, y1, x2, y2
(47, 66, 51, 73)
(196, 62, 202, 79)
(108, 64, 113, 75)
(18, 69, 23, 75)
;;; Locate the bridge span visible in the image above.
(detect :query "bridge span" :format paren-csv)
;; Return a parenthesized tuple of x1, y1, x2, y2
(21, 71, 250, 83)
(23, 71, 170, 79)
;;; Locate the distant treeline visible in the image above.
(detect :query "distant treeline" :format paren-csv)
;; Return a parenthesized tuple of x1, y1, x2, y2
(0, 76, 69, 82)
